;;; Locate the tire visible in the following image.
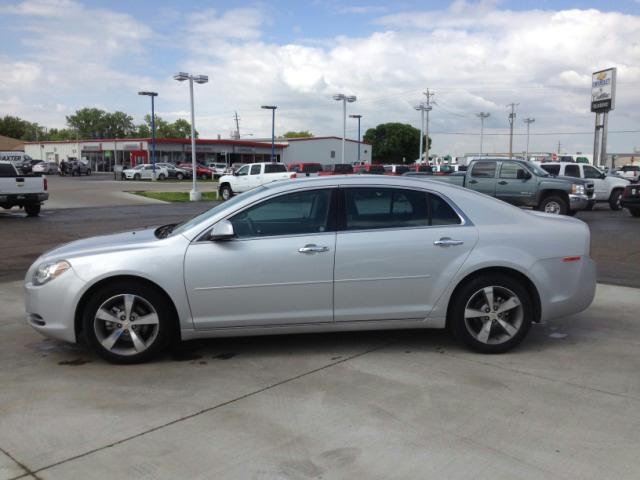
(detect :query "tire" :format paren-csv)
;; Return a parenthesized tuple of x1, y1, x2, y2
(200, 173, 209, 180)
(86, 169, 91, 176)
(449, 273, 533, 353)
(629, 208, 640, 218)
(82, 281, 176, 364)
(176, 173, 184, 180)
(609, 189, 623, 211)
(538, 195, 568, 215)
(586, 201, 596, 211)
(24, 203, 41, 217)
(134, 173, 141, 181)
(220, 184, 233, 201)
(158, 173, 166, 181)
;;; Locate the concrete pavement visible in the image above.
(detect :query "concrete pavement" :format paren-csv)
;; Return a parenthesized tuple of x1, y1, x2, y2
(1, 281, 639, 479)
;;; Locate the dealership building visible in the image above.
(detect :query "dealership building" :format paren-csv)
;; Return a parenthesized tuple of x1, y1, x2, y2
(23, 136, 371, 172)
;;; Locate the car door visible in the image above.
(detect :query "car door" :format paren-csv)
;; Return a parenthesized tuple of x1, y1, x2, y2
(233, 164, 251, 192)
(334, 187, 478, 322)
(184, 187, 336, 328)
(583, 165, 607, 200)
(247, 163, 262, 189)
(495, 161, 536, 205)
(467, 162, 497, 196)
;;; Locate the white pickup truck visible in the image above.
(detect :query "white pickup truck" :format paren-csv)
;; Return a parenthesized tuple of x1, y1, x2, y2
(218, 163, 295, 200)
(0, 161, 49, 216)
(539, 162, 630, 210)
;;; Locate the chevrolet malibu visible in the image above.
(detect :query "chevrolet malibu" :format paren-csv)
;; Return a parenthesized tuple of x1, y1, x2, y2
(25, 176, 596, 363)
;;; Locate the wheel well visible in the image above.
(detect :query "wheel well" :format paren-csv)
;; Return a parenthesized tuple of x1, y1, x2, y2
(446, 267, 542, 326)
(74, 275, 181, 342)
(539, 189, 569, 205)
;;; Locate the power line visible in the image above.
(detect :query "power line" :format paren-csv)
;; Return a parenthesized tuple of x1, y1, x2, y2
(427, 129, 640, 136)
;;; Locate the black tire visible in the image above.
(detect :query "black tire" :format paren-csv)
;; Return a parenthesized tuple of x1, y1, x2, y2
(220, 184, 233, 201)
(82, 281, 176, 364)
(449, 273, 533, 354)
(538, 195, 568, 215)
(86, 169, 91, 176)
(24, 203, 41, 217)
(609, 189, 623, 210)
(629, 208, 640, 218)
(158, 173, 166, 181)
(176, 173, 184, 180)
(134, 173, 141, 181)
(586, 201, 596, 211)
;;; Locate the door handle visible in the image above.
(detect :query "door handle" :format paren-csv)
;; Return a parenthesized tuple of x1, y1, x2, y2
(469, 179, 478, 184)
(298, 244, 329, 254)
(434, 237, 464, 247)
(498, 181, 508, 185)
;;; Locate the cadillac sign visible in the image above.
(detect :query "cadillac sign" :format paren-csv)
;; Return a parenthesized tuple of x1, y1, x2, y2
(591, 68, 616, 112)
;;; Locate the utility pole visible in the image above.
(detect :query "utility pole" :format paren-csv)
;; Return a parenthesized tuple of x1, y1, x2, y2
(423, 89, 435, 163)
(415, 104, 427, 162)
(476, 112, 490, 155)
(507, 103, 519, 158)
(557, 141, 561, 154)
(523, 117, 535, 160)
(233, 111, 241, 140)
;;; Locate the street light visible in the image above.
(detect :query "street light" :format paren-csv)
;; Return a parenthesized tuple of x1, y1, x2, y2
(349, 114, 362, 164)
(523, 117, 535, 160)
(138, 91, 158, 180)
(333, 93, 357, 164)
(173, 72, 209, 201)
(261, 105, 277, 162)
(414, 104, 431, 163)
(476, 112, 490, 155)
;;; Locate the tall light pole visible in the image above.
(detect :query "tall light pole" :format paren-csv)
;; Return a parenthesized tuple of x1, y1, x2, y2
(476, 112, 490, 155)
(349, 114, 362, 164)
(138, 91, 158, 180)
(415, 104, 428, 163)
(507, 103, 519, 158)
(173, 72, 208, 201)
(261, 105, 277, 162)
(333, 93, 357, 164)
(523, 117, 535, 160)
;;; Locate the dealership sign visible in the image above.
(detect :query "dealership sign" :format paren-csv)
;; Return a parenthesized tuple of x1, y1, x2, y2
(591, 68, 616, 112)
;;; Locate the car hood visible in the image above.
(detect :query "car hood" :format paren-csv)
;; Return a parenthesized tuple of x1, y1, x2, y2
(39, 228, 161, 262)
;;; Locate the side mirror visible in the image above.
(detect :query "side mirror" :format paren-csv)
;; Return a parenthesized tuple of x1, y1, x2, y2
(600, 172, 607, 179)
(517, 169, 531, 180)
(209, 220, 235, 241)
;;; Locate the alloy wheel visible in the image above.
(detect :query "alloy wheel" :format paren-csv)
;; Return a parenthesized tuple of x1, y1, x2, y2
(93, 294, 160, 356)
(544, 201, 561, 214)
(463, 286, 524, 345)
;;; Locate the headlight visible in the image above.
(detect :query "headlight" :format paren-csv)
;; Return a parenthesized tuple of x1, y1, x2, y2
(571, 184, 585, 195)
(33, 260, 71, 286)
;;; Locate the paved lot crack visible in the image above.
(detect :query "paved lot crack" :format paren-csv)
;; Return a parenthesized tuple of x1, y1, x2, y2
(1, 446, 41, 480)
(28, 341, 394, 477)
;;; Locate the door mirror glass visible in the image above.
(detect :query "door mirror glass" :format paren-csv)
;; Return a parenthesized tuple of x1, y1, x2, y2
(209, 220, 235, 241)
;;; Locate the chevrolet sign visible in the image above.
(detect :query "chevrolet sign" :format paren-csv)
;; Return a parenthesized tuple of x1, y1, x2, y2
(591, 68, 616, 112)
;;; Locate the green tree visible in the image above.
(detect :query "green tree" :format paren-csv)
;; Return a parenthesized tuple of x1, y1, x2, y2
(141, 115, 197, 138)
(0, 115, 29, 139)
(363, 123, 431, 164)
(66, 108, 108, 138)
(103, 111, 136, 138)
(282, 131, 313, 138)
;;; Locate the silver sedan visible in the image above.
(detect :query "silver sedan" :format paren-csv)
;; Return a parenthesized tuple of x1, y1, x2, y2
(25, 176, 596, 363)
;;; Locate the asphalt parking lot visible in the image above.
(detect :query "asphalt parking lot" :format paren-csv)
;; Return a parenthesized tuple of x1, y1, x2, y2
(1, 176, 639, 479)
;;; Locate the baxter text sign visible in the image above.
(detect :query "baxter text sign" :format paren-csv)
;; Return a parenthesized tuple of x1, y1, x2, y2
(591, 68, 616, 112)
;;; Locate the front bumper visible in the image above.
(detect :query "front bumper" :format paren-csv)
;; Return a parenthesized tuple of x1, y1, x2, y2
(569, 194, 590, 211)
(24, 267, 87, 343)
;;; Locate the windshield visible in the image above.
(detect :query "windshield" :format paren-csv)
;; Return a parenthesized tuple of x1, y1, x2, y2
(169, 186, 267, 237)
(525, 162, 549, 177)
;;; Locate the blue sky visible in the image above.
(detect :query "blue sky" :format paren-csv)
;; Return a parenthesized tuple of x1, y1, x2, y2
(1, 0, 639, 155)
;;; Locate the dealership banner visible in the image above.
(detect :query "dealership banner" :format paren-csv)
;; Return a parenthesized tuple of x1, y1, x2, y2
(591, 68, 616, 112)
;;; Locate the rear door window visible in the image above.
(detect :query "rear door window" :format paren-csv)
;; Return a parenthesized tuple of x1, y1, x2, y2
(540, 164, 560, 175)
(470, 162, 497, 178)
(264, 164, 286, 173)
(565, 164, 580, 177)
(343, 188, 429, 230)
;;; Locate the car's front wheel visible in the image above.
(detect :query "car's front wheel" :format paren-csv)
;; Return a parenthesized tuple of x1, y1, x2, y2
(449, 273, 533, 353)
(176, 172, 184, 180)
(158, 173, 166, 181)
(133, 173, 141, 181)
(609, 189, 623, 210)
(220, 184, 233, 201)
(538, 195, 568, 215)
(82, 281, 175, 364)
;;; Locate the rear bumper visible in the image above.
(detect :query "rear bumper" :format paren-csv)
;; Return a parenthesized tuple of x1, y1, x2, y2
(569, 194, 589, 211)
(0, 192, 48, 205)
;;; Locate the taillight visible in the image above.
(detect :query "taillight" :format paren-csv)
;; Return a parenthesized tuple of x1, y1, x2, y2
(562, 256, 581, 263)
(44, 178, 48, 191)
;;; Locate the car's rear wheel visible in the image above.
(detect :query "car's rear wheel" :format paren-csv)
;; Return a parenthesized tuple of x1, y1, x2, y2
(220, 184, 233, 201)
(158, 173, 166, 181)
(609, 189, 623, 210)
(538, 195, 568, 215)
(24, 203, 41, 217)
(176, 172, 184, 180)
(450, 273, 533, 353)
(82, 282, 175, 364)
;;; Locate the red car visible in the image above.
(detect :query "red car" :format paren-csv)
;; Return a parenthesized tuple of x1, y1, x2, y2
(288, 162, 323, 176)
(178, 163, 214, 180)
(318, 164, 354, 175)
(353, 164, 385, 174)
